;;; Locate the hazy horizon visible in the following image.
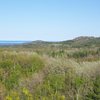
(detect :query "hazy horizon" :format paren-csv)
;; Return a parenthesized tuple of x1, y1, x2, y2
(0, 35, 99, 42)
(0, 0, 100, 41)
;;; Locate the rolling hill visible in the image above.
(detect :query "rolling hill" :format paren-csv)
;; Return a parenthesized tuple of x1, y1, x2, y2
(21, 36, 100, 48)
(0, 36, 100, 48)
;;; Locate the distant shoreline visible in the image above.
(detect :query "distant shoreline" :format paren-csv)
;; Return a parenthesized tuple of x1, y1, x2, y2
(0, 41, 31, 46)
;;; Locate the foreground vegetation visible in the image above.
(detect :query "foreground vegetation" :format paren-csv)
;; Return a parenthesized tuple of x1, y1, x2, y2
(0, 37, 100, 100)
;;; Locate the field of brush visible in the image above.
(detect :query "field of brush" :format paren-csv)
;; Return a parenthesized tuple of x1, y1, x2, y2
(0, 46, 100, 100)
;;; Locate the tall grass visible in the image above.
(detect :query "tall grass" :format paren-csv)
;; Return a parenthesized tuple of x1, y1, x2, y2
(0, 48, 100, 100)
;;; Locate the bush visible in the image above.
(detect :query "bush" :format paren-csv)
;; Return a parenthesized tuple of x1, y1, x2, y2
(17, 54, 45, 76)
(86, 75, 100, 100)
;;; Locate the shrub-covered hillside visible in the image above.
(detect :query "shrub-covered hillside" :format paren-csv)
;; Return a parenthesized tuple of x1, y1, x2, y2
(0, 37, 100, 100)
(17, 36, 100, 48)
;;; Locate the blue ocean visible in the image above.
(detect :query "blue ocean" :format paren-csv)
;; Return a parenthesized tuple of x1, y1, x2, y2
(0, 41, 31, 46)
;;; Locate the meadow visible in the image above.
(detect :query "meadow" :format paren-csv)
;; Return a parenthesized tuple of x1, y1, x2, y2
(0, 38, 100, 100)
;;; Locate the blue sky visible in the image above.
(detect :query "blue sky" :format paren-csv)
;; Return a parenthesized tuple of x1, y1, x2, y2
(0, 0, 100, 41)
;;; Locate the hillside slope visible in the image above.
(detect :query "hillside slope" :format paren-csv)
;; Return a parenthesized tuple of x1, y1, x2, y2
(22, 36, 100, 48)
(62, 36, 100, 47)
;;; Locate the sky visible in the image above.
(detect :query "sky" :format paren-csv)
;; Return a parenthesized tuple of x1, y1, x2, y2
(0, 0, 100, 41)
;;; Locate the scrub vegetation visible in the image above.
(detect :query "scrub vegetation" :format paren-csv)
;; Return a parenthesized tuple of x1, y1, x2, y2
(0, 36, 100, 100)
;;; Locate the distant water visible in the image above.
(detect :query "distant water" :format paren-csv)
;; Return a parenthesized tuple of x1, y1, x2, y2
(0, 41, 31, 46)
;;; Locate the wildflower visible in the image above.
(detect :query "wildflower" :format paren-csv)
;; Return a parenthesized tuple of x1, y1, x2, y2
(22, 88, 29, 96)
(60, 95, 65, 100)
(6, 95, 12, 100)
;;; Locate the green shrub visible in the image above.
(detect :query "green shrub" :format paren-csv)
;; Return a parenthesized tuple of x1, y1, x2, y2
(17, 54, 45, 76)
(71, 51, 88, 58)
(4, 72, 19, 90)
(0, 60, 14, 70)
(86, 75, 100, 100)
